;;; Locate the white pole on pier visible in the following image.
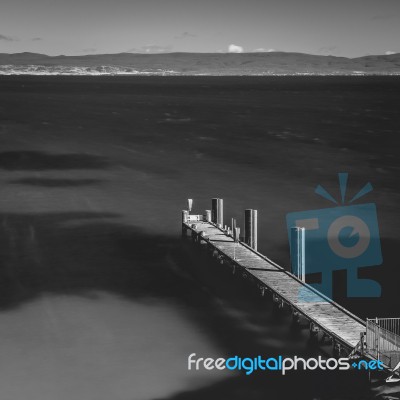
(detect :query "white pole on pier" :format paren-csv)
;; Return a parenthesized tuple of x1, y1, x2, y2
(188, 199, 193, 213)
(290, 227, 305, 282)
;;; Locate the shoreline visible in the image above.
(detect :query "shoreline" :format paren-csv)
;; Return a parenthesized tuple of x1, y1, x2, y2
(2, 71, 400, 77)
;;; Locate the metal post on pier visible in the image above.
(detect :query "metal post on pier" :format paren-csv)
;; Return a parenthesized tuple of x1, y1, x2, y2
(212, 198, 218, 224)
(290, 227, 305, 282)
(182, 210, 189, 223)
(212, 198, 223, 227)
(233, 226, 240, 242)
(244, 209, 258, 251)
(234, 227, 240, 260)
(218, 198, 223, 227)
(376, 317, 380, 361)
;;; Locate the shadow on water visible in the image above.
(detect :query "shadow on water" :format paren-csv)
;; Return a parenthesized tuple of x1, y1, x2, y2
(0, 210, 384, 399)
(0, 151, 110, 170)
(0, 211, 189, 308)
(8, 177, 103, 187)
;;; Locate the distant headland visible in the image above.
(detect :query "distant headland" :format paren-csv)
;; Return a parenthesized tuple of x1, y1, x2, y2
(0, 51, 399, 75)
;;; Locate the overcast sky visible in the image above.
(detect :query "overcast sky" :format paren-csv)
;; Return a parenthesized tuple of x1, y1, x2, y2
(0, 0, 399, 57)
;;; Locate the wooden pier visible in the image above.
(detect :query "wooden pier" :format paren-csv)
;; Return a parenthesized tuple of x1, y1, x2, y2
(181, 198, 400, 379)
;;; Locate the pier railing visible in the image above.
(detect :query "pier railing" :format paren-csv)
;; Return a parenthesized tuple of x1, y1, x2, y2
(366, 318, 400, 368)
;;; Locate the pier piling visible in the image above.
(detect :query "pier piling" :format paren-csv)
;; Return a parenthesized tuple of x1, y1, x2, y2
(211, 198, 223, 227)
(244, 209, 258, 251)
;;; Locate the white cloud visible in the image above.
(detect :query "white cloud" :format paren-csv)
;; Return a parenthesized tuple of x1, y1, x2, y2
(252, 48, 276, 53)
(385, 50, 396, 55)
(228, 44, 244, 53)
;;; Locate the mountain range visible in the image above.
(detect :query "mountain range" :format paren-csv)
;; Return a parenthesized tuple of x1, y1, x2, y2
(0, 52, 399, 75)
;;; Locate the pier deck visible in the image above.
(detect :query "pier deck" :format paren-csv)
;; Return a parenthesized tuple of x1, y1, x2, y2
(184, 220, 366, 351)
(182, 198, 400, 381)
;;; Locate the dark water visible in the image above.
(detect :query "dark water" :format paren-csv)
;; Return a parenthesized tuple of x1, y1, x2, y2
(0, 76, 399, 399)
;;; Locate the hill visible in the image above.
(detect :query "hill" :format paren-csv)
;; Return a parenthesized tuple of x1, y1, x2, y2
(0, 52, 399, 75)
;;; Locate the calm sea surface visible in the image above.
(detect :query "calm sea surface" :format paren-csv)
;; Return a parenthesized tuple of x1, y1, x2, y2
(0, 76, 399, 399)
